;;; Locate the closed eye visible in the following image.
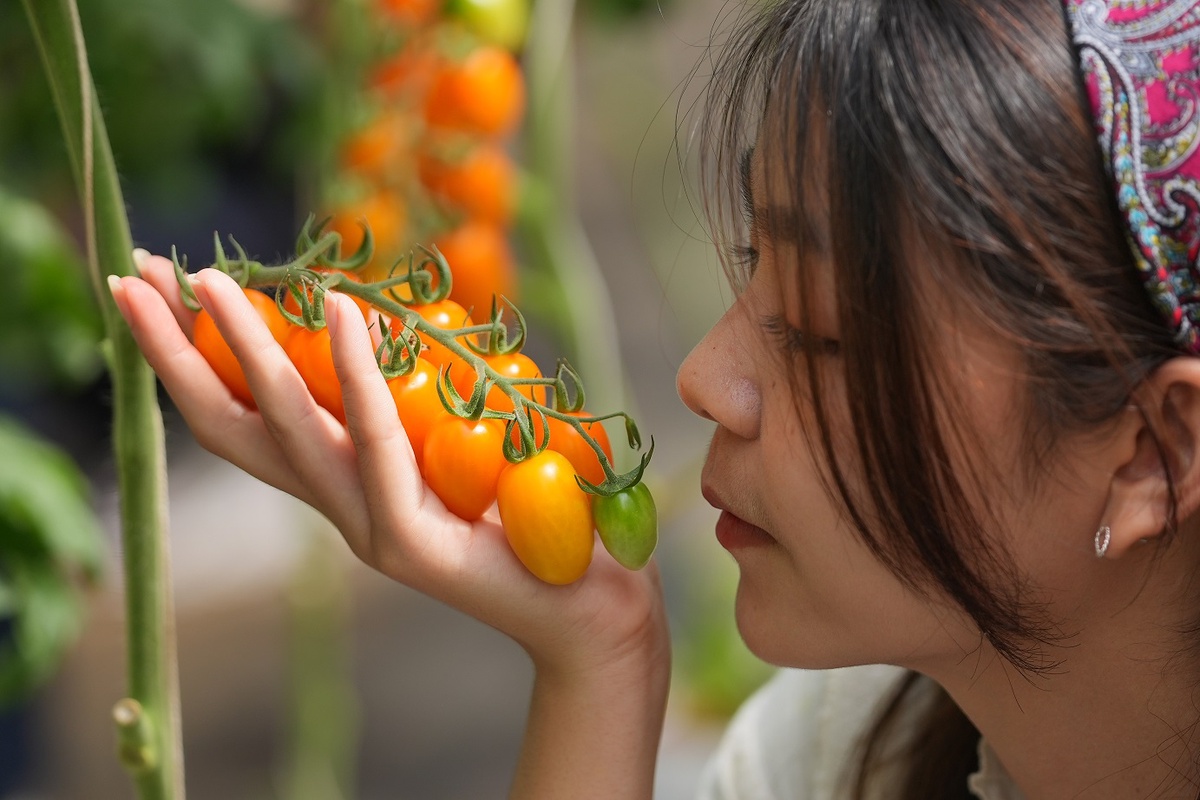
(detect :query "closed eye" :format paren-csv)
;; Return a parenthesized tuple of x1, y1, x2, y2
(761, 314, 840, 356)
(727, 243, 760, 270)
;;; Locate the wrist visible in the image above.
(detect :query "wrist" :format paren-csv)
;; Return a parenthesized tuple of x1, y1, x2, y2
(530, 602, 671, 691)
(512, 612, 671, 800)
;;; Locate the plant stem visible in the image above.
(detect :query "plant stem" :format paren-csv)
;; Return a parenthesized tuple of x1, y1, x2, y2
(282, 525, 357, 800)
(21, 2, 183, 798)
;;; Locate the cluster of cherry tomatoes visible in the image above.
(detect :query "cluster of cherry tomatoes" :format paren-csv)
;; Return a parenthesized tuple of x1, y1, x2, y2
(322, 0, 529, 330)
(187, 240, 656, 586)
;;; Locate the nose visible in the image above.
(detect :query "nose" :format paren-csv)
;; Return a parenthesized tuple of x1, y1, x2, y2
(676, 301, 762, 440)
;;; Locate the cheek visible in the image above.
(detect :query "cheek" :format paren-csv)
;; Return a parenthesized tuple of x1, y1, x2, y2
(948, 343, 1098, 602)
(734, 390, 974, 668)
(1000, 454, 1103, 608)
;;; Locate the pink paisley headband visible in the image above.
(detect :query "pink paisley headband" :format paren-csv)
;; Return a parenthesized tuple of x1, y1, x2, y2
(1062, 0, 1200, 352)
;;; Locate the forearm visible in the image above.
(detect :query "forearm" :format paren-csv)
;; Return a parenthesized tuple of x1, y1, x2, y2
(510, 645, 671, 799)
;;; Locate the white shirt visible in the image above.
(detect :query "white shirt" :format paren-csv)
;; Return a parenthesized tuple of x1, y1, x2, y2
(695, 665, 1025, 800)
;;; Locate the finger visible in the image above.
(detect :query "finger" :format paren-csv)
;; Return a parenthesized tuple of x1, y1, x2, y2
(108, 274, 315, 504)
(326, 294, 433, 549)
(133, 250, 199, 340)
(193, 269, 371, 536)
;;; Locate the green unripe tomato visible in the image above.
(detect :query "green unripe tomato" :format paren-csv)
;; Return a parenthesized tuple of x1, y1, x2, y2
(593, 482, 658, 570)
(446, 0, 529, 51)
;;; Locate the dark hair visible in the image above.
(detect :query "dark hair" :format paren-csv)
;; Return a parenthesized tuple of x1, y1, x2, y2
(697, 0, 1182, 795)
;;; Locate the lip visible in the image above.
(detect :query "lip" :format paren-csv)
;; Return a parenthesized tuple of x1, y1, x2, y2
(715, 511, 775, 550)
(702, 484, 775, 550)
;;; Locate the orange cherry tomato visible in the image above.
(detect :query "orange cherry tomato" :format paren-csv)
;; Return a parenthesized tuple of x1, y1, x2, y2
(387, 357, 447, 473)
(340, 111, 412, 176)
(194, 289, 292, 409)
(285, 326, 345, 423)
(547, 412, 613, 487)
(369, 45, 440, 98)
(376, 0, 439, 27)
(418, 144, 516, 225)
(424, 47, 526, 138)
(423, 416, 508, 520)
(392, 300, 477, 388)
(482, 352, 545, 412)
(433, 221, 517, 321)
(506, 411, 612, 487)
(497, 450, 594, 585)
(326, 191, 408, 266)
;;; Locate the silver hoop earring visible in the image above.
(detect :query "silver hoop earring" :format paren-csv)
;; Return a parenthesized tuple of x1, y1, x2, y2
(1094, 525, 1112, 559)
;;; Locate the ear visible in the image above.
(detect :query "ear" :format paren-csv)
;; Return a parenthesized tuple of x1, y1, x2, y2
(1104, 358, 1200, 557)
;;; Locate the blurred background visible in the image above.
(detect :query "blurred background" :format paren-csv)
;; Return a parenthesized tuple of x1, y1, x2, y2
(0, 0, 774, 796)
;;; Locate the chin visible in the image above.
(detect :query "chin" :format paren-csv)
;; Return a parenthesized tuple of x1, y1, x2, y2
(733, 585, 842, 669)
(732, 581, 899, 671)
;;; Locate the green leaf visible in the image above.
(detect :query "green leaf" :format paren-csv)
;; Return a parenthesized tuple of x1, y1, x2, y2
(0, 415, 105, 578)
(0, 416, 104, 708)
(0, 558, 84, 707)
(0, 187, 103, 390)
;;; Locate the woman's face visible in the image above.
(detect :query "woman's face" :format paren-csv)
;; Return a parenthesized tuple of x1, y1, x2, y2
(676, 146, 1110, 673)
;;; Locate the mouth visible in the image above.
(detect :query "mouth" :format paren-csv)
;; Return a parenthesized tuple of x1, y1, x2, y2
(701, 484, 776, 550)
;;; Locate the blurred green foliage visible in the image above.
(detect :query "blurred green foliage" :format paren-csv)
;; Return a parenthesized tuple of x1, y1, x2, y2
(0, 0, 322, 211)
(0, 188, 103, 392)
(674, 555, 773, 720)
(0, 415, 104, 708)
(0, 0, 328, 392)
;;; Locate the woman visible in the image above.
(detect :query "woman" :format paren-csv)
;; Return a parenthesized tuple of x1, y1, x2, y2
(108, 0, 1200, 796)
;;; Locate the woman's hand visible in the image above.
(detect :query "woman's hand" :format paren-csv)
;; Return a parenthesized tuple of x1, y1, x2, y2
(107, 254, 669, 694)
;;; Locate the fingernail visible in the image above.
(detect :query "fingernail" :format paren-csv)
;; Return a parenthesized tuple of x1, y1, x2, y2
(190, 272, 212, 309)
(107, 275, 130, 319)
(131, 248, 151, 271)
(325, 294, 341, 338)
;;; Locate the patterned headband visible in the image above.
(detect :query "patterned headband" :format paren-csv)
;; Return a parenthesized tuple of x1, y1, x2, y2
(1062, 0, 1200, 352)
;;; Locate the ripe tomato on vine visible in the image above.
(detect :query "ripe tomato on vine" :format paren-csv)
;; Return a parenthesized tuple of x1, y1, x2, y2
(425, 47, 526, 138)
(423, 416, 507, 520)
(547, 412, 613, 487)
(497, 451, 594, 585)
(506, 410, 612, 487)
(193, 289, 292, 409)
(480, 351, 544, 412)
(433, 221, 517, 323)
(418, 144, 516, 225)
(340, 111, 412, 177)
(387, 356, 447, 472)
(284, 326, 345, 424)
(369, 45, 440, 98)
(326, 191, 407, 267)
(392, 299, 478, 385)
(376, 0, 440, 27)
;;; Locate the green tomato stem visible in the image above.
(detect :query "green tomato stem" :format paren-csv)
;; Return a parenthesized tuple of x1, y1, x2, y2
(237, 244, 647, 491)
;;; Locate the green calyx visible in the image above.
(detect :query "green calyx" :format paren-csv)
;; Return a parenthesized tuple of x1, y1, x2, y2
(465, 295, 526, 357)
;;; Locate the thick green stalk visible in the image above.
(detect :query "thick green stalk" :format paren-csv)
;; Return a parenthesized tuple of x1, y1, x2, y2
(282, 526, 357, 800)
(21, 2, 183, 798)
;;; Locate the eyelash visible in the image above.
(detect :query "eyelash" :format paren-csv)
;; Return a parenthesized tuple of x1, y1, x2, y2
(728, 243, 759, 269)
(761, 314, 841, 356)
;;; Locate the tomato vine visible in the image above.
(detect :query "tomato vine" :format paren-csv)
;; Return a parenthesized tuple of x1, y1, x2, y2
(172, 217, 654, 498)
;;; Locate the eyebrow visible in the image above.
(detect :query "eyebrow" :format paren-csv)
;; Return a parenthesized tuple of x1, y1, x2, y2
(737, 147, 827, 252)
